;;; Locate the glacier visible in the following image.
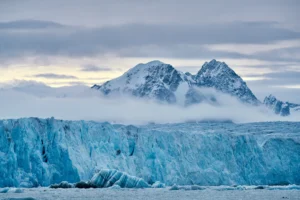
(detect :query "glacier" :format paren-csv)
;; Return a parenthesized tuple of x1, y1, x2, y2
(0, 118, 300, 187)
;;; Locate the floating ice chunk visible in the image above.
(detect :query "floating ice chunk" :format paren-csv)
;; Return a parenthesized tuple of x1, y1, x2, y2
(151, 181, 165, 188)
(268, 185, 300, 190)
(169, 185, 206, 191)
(90, 169, 149, 188)
(170, 184, 179, 190)
(215, 186, 246, 191)
(110, 185, 122, 189)
(190, 185, 206, 190)
(0, 187, 24, 193)
(0, 188, 9, 193)
(74, 181, 96, 189)
(49, 181, 74, 189)
(254, 185, 265, 189)
(14, 188, 24, 193)
(286, 185, 300, 190)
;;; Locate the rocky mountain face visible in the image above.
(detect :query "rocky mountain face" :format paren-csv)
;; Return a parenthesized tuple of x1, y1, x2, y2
(92, 61, 191, 104)
(264, 95, 300, 116)
(195, 60, 260, 105)
(263, 95, 290, 116)
(92, 59, 260, 106)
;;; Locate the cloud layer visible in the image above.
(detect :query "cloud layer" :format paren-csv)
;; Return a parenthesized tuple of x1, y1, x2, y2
(0, 83, 299, 124)
(80, 65, 113, 72)
(1, 20, 300, 60)
(33, 73, 78, 79)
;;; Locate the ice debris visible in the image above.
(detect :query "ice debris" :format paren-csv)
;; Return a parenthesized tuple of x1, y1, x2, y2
(90, 169, 149, 188)
(50, 181, 74, 189)
(151, 181, 165, 188)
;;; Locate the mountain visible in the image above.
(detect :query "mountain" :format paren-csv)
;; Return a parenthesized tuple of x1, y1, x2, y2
(1, 118, 299, 187)
(92, 61, 192, 104)
(264, 94, 300, 116)
(263, 95, 290, 116)
(195, 59, 260, 105)
(92, 59, 260, 105)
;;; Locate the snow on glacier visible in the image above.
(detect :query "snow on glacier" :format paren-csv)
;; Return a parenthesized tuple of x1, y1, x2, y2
(0, 118, 300, 187)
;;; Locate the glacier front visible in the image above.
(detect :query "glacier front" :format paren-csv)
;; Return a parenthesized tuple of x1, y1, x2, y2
(0, 118, 299, 187)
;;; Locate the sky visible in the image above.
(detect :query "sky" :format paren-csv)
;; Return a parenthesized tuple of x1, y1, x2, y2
(0, 0, 300, 102)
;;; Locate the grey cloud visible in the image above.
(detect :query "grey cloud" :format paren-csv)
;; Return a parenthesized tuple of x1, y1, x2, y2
(239, 63, 299, 70)
(1, 0, 299, 30)
(33, 73, 78, 79)
(252, 47, 300, 62)
(246, 71, 300, 102)
(0, 20, 64, 29)
(47, 81, 87, 86)
(245, 71, 300, 86)
(80, 65, 112, 72)
(61, 21, 300, 45)
(1, 20, 300, 61)
(117, 45, 250, 60)
(247, 82, 300, 103)
(264, 71, 300, 80)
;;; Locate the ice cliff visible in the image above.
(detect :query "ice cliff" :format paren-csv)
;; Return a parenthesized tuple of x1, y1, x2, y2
(0, 118, 299, 187)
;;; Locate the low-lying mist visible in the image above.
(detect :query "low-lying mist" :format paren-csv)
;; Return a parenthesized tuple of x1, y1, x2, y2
(0, 84, 299, 124)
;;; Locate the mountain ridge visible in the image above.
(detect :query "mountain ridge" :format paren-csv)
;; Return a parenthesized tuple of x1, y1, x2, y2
(194, 59, 259, 105)
(264, 94, 300, 116)
(92, 59, 260, 106)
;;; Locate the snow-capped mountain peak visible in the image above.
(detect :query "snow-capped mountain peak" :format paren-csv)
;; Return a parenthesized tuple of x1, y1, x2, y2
(92, 60, 187, 103)
(195, 59, 260, 105)
(196, 59, 229, 78)
(92, 59, 260, 105)
(125, 60, 166, 75)
(264, 94, 277, 103)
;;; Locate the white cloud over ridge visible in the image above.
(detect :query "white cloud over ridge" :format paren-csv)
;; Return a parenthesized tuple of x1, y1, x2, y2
(1, 82, 299, 125)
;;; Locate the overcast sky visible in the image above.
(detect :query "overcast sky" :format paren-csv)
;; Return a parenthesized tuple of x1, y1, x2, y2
(0, 0, 300, 102)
